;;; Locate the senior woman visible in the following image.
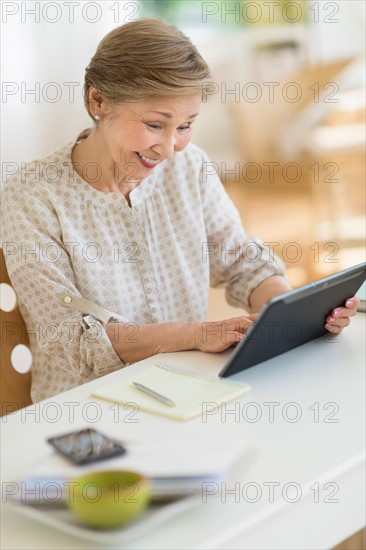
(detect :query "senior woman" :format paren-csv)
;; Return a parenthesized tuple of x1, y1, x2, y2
(2, 19, 358, 403)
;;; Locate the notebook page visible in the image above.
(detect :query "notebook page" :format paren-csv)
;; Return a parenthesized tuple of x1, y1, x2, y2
(92, 363, 251, 420)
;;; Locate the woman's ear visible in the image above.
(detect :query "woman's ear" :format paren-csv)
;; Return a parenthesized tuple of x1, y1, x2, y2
(89, 86, 106, 118)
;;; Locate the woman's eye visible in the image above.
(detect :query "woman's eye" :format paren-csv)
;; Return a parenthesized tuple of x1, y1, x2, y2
(145, 123, 162, 130)
(177, 125, 191, 132)
(145, 122, 191, 132)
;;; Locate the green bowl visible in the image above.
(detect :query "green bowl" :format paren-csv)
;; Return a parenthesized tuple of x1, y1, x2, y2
(65, 470, 151, 529)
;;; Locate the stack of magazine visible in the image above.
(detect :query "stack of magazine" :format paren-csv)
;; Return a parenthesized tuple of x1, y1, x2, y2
(8, 437, 248, 503)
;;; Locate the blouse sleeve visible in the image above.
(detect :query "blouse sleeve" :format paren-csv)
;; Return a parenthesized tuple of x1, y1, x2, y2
(198, 151, 287, 311)
(1, 185, 125, 379)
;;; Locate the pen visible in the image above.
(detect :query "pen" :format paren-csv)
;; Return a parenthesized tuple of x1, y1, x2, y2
(132, 382, 175, 407)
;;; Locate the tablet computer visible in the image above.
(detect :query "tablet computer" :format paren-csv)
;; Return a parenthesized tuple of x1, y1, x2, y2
(219, 262, 366, 378)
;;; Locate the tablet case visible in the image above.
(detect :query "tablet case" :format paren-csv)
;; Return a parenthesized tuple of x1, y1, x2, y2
(219, 262, 366, 378)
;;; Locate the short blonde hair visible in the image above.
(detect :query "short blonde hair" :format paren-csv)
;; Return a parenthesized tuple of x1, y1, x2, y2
(84, 18, 211, 118)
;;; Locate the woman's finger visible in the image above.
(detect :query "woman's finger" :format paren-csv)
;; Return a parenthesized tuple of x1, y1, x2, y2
(325, 323, 343, 334)
(345, 296, 360, 309)
(326, 316, 350, 328)
(223, 317, 253, 334)
(330, 306, 357, 319)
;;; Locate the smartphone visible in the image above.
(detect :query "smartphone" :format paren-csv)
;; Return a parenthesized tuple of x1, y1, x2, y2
(47, 428, 127, 465)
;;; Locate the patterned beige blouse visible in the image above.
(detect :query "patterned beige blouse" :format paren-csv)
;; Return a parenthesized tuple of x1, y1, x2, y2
(1, 135, 285, 402)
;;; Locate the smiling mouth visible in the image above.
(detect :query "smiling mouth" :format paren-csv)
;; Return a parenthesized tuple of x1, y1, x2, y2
(136, 152, 161, 166)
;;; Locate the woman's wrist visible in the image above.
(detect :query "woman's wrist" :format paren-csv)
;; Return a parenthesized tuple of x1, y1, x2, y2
(249, 275, 292, 313)
(155, 322, 199, 354)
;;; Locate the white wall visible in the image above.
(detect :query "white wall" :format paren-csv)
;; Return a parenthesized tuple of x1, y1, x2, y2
(1, 1, 365, 172)
(2, 0, 122, 168)
(307, 0, 365, 64)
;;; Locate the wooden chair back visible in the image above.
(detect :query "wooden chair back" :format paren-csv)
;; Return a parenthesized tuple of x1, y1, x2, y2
(0, 248, 32, 415)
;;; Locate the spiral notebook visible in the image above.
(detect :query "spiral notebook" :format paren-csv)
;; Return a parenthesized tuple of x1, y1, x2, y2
(92, 363, 251, 421)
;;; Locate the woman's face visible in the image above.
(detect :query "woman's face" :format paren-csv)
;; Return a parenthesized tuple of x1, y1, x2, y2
(96, 93, 202, 182)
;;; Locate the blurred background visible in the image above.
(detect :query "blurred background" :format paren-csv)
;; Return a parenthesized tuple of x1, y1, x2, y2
(2, 0, 365, 319)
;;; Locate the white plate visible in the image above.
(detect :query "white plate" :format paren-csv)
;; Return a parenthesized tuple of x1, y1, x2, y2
(5, 495, 199, 545)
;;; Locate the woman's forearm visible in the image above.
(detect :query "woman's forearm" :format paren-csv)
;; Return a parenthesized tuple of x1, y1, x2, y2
(249, 275, 292, 313)
(106, 320, 198, 364)
(106, 315, 256, 363)
(106, 275, 291, 364)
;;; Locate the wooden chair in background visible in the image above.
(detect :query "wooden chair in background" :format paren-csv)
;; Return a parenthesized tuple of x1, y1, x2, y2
(333, 528, 366, 550)
(227, 58, 365, 285)
(0, 247, 32, 415)
(229, 58, 353, 165)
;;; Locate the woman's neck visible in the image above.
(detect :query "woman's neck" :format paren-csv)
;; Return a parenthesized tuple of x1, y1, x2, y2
(71, 128, 141, 199)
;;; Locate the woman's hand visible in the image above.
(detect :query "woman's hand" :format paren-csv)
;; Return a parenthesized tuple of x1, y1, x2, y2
(194, 315, 256, 353)
(325, 296, 360, 334)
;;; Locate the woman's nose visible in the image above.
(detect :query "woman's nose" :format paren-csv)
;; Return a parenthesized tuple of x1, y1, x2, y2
(156, 133, 176, 158)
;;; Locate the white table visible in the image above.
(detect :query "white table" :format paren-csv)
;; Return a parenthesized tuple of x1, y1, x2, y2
(1, 315, 365, 550)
